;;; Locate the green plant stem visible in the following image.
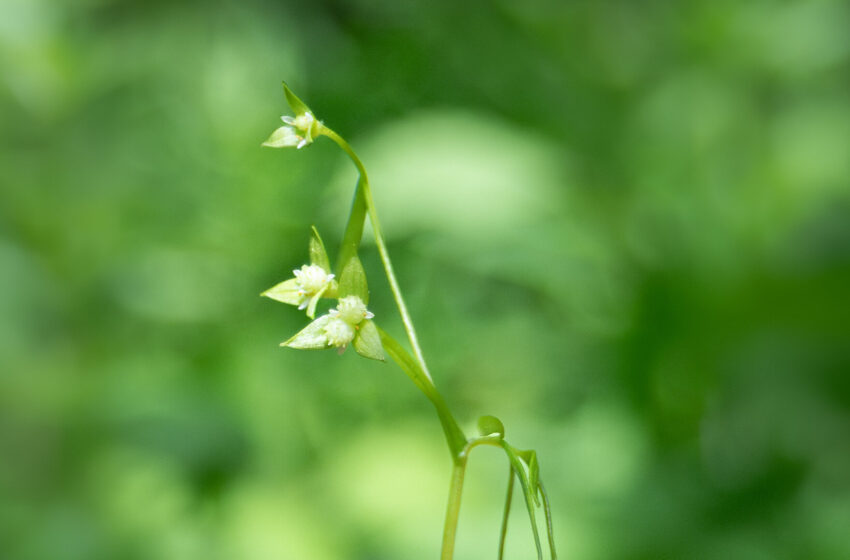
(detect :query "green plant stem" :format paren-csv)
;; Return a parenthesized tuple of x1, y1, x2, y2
(378, 327, 467, 459)
(498, 466, 515, 560)
(322, 126, 434, 384)
(322, 126, 547, 560)
(441, 459, 468, 560)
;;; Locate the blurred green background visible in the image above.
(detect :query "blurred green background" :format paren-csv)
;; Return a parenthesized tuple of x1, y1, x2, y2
(2, 0, 849, 558)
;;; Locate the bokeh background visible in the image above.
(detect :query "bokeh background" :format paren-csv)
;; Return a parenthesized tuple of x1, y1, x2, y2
(2, 0, 850, 558)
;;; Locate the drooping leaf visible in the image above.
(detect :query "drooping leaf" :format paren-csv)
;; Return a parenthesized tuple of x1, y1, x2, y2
(519, 449, 541, 506)
(339, 254, 369, 303)
(502, 442, 543, 560)
(261, 278, 302, 305)
(309, 226, 331, 272)
(282, 81, 311, 116)
(538, 477, 558, 560)
(353, 320, 384, 361)
(282, 315, 331, 349)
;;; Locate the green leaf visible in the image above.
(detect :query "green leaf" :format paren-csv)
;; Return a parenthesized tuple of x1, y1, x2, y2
(309, 226, 331, 272)
(282, 81, 311, 116)
(282, 315, 331, 349)
(538, 477, 558, 560)
(261, 278, 302, 305)
(353, 320, 384, 361)
(502, 442, 543, 560)
(478, 415, 505, 438)
(519, 449, 541, 506)
(336, 177, 367, 275)
(338, 254, 369, 303)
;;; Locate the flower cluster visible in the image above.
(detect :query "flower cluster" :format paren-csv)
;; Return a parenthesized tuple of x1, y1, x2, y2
(262, 225, 384, 361)
(285, 295, 375, 351)
(263, 262, 337, 319)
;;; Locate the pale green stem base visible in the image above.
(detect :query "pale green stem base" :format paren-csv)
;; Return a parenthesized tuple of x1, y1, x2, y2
(441, 459, 468, 560)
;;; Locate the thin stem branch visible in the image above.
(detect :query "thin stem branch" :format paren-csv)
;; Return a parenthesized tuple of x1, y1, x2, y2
(321, 127, 434, 383)
(498, 466, 515, 560)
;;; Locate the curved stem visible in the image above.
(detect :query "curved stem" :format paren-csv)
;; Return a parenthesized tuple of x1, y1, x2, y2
(378, 327, 467, 460)
(321, 127, 434, 383)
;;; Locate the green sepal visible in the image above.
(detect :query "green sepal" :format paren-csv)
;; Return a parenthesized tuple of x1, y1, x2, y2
(261, 278, 302, 305)
(339, 254, 369, 304)
(282, 81, 311, 117)
(305, 284, 330, 320)
(478, 415, 505, 439)
(353, 320, 384, 361)
(282, 315, 331, 349)
(309, 226, 331, 272)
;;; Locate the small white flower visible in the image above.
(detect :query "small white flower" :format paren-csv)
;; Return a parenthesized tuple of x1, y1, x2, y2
(329, 295, 374, 326)
(262, 263, 336, 319)
(323, 317, 356, 347)
(263, 111, 322, 150)
(293, 264, 335, 309)
(282, 295, 376, 352)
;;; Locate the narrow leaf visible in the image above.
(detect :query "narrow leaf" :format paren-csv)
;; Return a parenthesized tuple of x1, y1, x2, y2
(501, 442, 543, 560)
(518, 450, 541, 507)
(282, 315, 331, 349)
(538, 477, 558, 560)
(282, 81, 311, 116)
(339, 254, 369, 304)
(262, 278, 302, 305)
(352, 320, 384, 361)
(336, 177, 367, 275)
(309, 226, 331, 272)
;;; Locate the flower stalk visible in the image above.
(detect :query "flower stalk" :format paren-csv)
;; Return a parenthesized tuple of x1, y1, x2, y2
(262, 82, 557, 560)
